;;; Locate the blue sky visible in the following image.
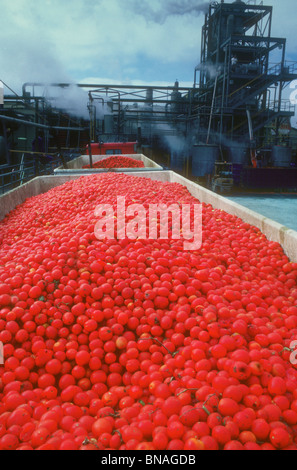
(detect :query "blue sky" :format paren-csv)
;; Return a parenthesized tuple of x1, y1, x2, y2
(0, 0, 297, 122)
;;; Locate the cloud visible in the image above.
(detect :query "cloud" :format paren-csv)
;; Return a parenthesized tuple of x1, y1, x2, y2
(0, 0, 70, 89)
(268, 0, 297, 56)
(0, 0, 205, 89)
(2, 0, 295, 89)
(130, 0, 209, 25)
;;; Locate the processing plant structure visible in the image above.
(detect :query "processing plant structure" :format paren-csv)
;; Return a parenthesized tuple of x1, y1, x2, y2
(1, 0, 297, 193)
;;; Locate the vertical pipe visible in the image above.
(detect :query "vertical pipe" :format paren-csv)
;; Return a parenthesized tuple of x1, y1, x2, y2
(206, 75, 218, 144)
(66, 118, 70, 148)
(60, 151, 68, 169)
(45, 130, 49, 154)
(88, 142, 93, 169)
(246, 110, 254, 142)
(275, 42, 286, 144)
(220, 48, 228, 144)
(1, 121, 9, 165)
(20, 153, 25, 186)
(216, 6, 222, 68)
(35, 98, 39, 153)
(226, 44, 231, 106)
(0, 81, 4, 110)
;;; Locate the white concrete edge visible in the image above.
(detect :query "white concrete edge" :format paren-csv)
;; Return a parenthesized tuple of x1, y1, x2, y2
(55, 154, 163, 171)
(0, 172, 169, 221)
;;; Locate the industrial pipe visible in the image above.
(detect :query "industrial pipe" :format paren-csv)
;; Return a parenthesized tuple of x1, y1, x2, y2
(0, 114, 86, 132)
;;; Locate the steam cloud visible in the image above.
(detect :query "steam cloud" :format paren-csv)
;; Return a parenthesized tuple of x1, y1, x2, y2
(131, 0, 209, 24)
(0, 0, 210, 120)
(154, 123, 189, 161)
(0, 1, 95, 120)
(41, 85, 94, 121)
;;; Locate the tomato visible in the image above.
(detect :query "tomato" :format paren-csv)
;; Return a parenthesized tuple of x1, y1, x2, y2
(167, 421, 184, 440)
(31, 427, 51, 448)
(218, 398, 240, 417)
(0, 173, 297, 451)
(251, 419, 270, 441)
(83, 156, 145, 169)
(92, 418, 113, 438)
(0, 433, 19, 450)
(270, 427, 292, 449)
(224, 440, 245, 451)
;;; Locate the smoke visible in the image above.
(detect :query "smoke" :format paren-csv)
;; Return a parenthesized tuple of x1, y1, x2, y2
(0, 24, 67, 94)
(41, 85, 92, 120)
(196, 63, 222, 80)
(131, 0, 209, 24)
(0, 0, 211, 120)
(154, 122, 189, 154)
(0, 2, 92, 120)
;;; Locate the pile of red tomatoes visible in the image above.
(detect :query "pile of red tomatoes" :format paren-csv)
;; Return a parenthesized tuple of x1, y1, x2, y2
(83, 156, 145, 169)
(0, 173, 297, 451)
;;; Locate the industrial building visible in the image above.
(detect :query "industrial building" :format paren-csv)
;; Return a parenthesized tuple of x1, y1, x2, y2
(1, 0, 297, 193)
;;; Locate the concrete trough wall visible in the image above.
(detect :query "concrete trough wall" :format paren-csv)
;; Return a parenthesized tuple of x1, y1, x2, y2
(0, 172, 169, 222)
(54, 154, 163, 172)
(1, 171, 297, 262)
(169, 173, 297, 263)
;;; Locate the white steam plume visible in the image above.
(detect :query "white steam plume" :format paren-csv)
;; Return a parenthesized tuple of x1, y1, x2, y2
(154, 122, 188, 154)
(131, 0, 209, 24)
(0, 3, 92, 120)
(42, 85, 93, 121)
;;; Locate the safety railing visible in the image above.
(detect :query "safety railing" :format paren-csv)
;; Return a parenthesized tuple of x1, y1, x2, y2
(268, 99, 295, 113)
(227, 61, 297, 109)
(268, 61, 297, 76)
(0, 150, 80, 195)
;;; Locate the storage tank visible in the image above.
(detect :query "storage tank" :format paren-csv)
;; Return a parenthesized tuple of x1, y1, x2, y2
(228, 144, 249, 165)
(171, 81, 183, 115)
(170, 151, 184, 172)
(0, 136, 7, 165)
(104, 115, 114, 134)
(192, 145, 220, 177)
(271, 146, 292, 167)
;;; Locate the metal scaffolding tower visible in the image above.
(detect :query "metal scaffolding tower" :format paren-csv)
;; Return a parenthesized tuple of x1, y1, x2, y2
(194, 0, 297, 149)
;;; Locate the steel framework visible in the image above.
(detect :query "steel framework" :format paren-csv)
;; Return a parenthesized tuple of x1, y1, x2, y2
(194, 0, 297, 147)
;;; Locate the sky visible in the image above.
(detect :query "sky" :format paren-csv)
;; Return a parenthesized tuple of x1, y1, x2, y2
(0, 0, 297, 122)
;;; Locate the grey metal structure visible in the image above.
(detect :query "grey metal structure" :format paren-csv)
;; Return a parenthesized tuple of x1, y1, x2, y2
(85, 82, 193, 144)
(194, 0, 297, 157)
(1, 0, 297, 190)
